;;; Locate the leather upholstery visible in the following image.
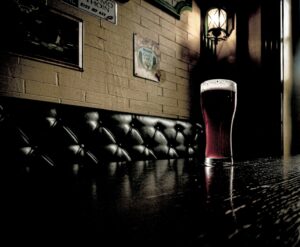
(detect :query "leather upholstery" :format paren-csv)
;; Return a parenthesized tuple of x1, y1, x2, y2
(0, 96, 204, 173)
(0, 96, 204, 243)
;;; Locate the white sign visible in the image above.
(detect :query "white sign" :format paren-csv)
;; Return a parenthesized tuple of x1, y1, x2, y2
(63, 0, 117, 24)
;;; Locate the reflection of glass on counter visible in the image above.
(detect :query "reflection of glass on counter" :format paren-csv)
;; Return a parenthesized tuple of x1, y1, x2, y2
(203, 165, 234, 198)
(202, 165, 238, 237)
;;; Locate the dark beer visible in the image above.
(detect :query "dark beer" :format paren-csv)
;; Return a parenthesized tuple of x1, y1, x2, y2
(200, 79, 237, 166)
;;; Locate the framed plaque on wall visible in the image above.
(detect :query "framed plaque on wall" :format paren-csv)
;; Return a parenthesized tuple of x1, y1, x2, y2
(133, 33, 161, 82)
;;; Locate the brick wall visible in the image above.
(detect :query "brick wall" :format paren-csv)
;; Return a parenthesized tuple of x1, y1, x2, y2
(0, 0, 201, 119)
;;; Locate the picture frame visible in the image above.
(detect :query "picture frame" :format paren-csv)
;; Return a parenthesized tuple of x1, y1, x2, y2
(0, 1, 83, 71)
(146, 0, 192, 19)
(133, 33, 161, 83)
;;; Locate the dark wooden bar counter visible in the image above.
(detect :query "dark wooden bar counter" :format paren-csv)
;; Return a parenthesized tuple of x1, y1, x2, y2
(4, 155, 300, 246)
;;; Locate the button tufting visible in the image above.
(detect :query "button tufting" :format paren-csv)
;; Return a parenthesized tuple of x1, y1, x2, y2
(175, 124, 181, 131)
(0, 97, 204, 165)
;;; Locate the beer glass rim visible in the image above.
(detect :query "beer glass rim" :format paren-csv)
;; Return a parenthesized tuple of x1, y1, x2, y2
(200, 79, 237, 93)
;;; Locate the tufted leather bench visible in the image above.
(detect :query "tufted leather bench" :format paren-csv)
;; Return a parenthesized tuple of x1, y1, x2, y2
(0, 96, 204, 243)
(0, 96, 204, 172)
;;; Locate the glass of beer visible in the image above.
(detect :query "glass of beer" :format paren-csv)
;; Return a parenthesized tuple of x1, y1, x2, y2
(200, 79, 237, 166)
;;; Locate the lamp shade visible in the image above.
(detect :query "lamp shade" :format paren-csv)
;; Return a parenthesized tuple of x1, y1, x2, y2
(205, 8, 230, 42)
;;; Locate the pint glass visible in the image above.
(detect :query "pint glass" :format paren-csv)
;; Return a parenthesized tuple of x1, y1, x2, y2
(200, 79, 237, 166)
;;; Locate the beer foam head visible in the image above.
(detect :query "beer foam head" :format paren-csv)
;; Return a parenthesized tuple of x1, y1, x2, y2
(200, 79, 237, 93)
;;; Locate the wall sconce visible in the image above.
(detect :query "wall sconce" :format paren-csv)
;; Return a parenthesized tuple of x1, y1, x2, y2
(204, 7, 234, 51)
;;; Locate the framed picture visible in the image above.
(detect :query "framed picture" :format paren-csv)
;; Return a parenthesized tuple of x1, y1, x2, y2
(0, 1, 83, 70)
(134, 33, 161, 83)
(146, 0, 192, 19)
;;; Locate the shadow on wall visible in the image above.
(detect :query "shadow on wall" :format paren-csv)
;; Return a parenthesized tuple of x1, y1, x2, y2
(292, 41, 300, 154)
(189, 0, 282, 160)
(189, 1, 239, 129)
(291, 0, 300, 155)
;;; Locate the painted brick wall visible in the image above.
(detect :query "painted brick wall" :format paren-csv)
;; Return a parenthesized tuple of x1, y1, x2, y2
(0, 0, 200, 119)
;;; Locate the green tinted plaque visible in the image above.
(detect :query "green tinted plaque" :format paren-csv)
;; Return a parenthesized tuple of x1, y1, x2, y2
(147, 0, 192, 19)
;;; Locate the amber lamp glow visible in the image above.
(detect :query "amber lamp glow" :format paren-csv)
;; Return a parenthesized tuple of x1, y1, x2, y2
(204, 7, 234, 46)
